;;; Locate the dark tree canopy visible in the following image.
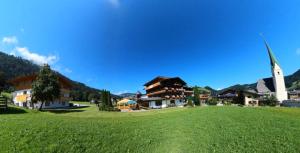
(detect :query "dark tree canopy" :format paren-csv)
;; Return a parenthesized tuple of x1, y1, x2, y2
(0, 71, 5, 93)
(98, 90, 113, 111)
(193, 86, 201, 106)
(32, 64, 61, 110)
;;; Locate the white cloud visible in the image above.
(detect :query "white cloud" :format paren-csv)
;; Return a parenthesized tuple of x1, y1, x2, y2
(15, 47, 58, 65)
(108, 0, 120, 8)
(9, 51, 16, 56)
(2, 36, 18, 44)
(296, 48, 300, 55)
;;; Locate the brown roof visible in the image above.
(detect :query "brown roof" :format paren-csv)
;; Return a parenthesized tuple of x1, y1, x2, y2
(143, 76, 170, 86)
(144, 76, 187, 86)
(10, 72, 73, 89)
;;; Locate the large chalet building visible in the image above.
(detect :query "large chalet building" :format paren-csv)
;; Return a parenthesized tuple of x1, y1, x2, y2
(142, 76, 193, 108)
(10, 73, 72, 109)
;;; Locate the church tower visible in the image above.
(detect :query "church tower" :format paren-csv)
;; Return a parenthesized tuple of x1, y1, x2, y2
(264, 40, 288, 102)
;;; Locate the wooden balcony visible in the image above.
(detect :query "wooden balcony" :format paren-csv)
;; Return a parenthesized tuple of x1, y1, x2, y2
(145, 82, 161, 90)
(147, 90, 167, 96)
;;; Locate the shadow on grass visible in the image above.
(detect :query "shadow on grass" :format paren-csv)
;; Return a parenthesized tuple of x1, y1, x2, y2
(43, 109, 86, 114)
(0, 107, 27, 114)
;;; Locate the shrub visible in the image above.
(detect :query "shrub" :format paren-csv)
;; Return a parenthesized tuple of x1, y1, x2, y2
(233, 90, 244, 105)
(224, 101, 232, 106)
(186, 99, 194, 107)
(69, 103, 74, 107)
(260, 95, 278, 106)
(1, 92, 12, 102)
(207, 98, 218, 105)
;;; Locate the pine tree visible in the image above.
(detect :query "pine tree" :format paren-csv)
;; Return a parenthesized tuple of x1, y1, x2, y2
(193, 86, 200, 106)
(99, 90, 112, 111)
(32, 64, 61, 110)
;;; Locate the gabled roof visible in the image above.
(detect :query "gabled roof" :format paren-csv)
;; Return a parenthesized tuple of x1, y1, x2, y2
(257, 78, 275, 93)
(161, 77, 187, 86)
(264, 40, 280, 68)
(9, 72, 73, 89)
(144, 76, 170, 86)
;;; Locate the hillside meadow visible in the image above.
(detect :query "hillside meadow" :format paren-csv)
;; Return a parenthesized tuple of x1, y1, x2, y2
(1, 103, 300, 153)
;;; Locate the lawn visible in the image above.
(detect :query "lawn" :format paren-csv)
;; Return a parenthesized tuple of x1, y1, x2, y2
(1, 104, 300, 153)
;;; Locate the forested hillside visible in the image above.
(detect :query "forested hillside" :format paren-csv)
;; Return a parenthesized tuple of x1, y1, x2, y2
(0, 51, 113, 101)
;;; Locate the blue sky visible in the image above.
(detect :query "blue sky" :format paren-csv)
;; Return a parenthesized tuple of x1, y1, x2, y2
(1, 0, 300, 94)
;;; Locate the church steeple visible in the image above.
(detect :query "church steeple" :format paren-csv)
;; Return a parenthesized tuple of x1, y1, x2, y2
(262, 37, 287, 102)
(263, 40, 280, 68)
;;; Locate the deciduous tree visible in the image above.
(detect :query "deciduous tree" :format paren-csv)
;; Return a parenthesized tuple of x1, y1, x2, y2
(32, 64, 60, 110)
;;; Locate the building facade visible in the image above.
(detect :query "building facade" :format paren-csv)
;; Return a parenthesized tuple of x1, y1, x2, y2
(143, 76, 193, 108)
(218, 89, 259, 106)
(10, 74, 72, 109)
(288, 90, 300, 100)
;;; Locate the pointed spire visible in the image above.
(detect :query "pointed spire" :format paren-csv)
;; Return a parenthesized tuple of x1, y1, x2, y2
(261, 35, 280, 68)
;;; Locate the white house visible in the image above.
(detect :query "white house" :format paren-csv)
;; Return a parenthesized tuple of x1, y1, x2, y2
(10, 74, 72, 109)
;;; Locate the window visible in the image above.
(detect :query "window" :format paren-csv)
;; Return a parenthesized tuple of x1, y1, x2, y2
(23, 91, 27, 95)
(64, 93, 69, 98)
(277, 71, 280, 75)
(45, 102, 50, 106)
(155, 101, 162, 106)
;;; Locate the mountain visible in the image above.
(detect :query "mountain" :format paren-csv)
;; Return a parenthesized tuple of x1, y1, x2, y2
(222, 69, 300, 92)
(0, 51, 118, 101)
(118, 93, 136, 98)
(0, 52, 40, 81)
(285, 69, 300, 89)
(203, 86, 218, 96)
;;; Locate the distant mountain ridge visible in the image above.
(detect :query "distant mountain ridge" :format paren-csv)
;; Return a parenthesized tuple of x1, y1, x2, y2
(118, 93, 136, 98)
(221, 69, 300, 92)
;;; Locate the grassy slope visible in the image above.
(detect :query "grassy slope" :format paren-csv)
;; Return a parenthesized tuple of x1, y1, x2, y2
(0, 105, 300, 153)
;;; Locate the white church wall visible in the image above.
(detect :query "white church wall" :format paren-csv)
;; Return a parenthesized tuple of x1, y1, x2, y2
(272, 63, 288, 102)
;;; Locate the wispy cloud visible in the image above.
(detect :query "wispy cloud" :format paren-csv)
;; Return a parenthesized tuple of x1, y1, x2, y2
(1, 35, 74, 76)
(2, 36, 18, 44)
(15, 47, 58, 65)
(86, 78, 93, 83)
(64, 68, 72, 73)
(296, 48, 300, 55)
(108, 0, 120, 8)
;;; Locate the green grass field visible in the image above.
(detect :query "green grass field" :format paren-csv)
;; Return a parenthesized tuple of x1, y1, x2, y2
(1, 103, 300, 153)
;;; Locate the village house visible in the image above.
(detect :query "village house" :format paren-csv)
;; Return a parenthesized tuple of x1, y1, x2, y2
(218, 89, 259, 106)
(10, 73, 72, 109)
(288, 90, 300, 100)
(141, 76, 193, 108)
